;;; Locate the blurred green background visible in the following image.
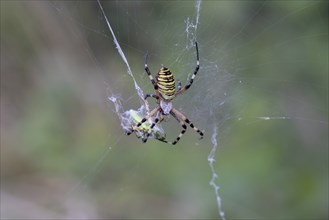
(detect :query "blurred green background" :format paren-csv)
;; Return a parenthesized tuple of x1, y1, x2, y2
(1, 1, 328, 219)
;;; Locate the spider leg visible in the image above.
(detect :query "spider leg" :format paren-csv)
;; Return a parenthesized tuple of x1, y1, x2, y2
(145, 54, 158, 91)
(177, 80, 182, 93)
(168, 110, 187, 145)
(126, 107, 159, 135)
(151, 110, 186, 145)
(144, 94, 159, 100)
(175, 42, 199, 97)
(171, 108, 204, 139)
(142, 111, 162, 143)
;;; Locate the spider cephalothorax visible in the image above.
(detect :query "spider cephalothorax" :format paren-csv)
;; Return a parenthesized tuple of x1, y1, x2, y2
(127, 42, 203, 145)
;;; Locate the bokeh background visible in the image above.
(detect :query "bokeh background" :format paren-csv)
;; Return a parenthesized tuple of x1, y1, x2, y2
(1, 1, 328, 219)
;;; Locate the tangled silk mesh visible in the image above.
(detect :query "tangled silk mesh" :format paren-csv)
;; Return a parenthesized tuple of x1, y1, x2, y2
(108, 96, 166, 141)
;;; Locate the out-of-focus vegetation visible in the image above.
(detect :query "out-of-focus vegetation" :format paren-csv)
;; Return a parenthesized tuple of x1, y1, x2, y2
(1, 1, 328, 219)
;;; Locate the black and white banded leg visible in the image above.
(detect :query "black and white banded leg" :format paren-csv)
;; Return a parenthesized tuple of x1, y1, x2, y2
(177, 80, 182, 93)
(144, 94, 159, 100)
(142, 112, 161, 143)
(145, 54, 158, 91)
(171, 108, 204, 140)
(169, 110, 187, 145)
(176, 42, 199, 96)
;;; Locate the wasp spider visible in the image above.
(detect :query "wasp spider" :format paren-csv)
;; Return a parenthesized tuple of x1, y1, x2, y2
(127, 42, 204, 145)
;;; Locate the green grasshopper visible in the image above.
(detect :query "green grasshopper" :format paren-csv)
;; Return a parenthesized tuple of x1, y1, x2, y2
(123, 109, 166, 142)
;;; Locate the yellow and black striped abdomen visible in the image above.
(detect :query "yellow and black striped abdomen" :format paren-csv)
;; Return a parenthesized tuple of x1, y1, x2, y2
(157, 67, 176, 100)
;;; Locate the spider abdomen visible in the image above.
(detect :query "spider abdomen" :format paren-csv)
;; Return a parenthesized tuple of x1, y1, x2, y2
(157, 67, 176, 100)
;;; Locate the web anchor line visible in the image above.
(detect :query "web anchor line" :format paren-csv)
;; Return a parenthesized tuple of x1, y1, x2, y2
(97, 0, 150, 113)
(208, 124, 226, 220)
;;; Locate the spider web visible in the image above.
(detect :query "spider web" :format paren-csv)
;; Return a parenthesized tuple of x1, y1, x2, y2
(98, 0, 225, 218)
(45, 1, 227, 217)
(84, 1, 327, 218)
(2, 0, 327, 219)
(62, 1, 327, 218)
